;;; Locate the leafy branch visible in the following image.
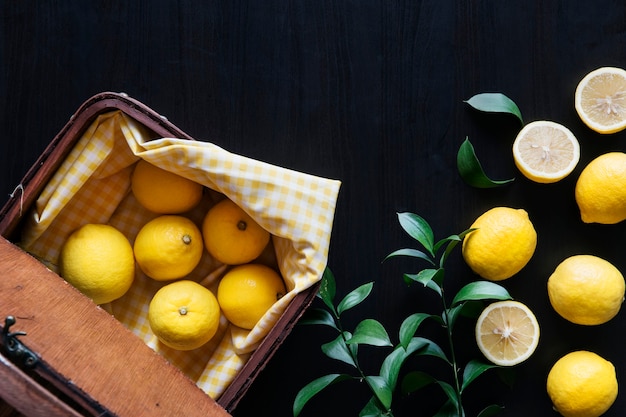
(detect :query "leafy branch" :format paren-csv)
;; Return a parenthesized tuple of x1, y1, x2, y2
(458, 92, 523, 188)
(294, 212, 513, 417)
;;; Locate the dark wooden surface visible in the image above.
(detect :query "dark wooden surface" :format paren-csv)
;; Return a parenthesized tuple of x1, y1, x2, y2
(3, 2, 626, 416)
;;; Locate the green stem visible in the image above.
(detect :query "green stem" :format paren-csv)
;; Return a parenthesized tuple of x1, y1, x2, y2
(441, 289, 463, 417)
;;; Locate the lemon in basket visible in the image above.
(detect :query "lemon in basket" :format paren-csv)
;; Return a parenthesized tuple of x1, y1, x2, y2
(575, 152, 626, 224)
(547, 351, 618, 417)
(131, 159, 203, 214)
(548, 255, 625, 325)
(134, 215, 204, 281)
(475, 300, 540, 366)
(462, 207, 537, 281)
(575, 66, 626, 134)
(59, 224, 135, 305)
(217, 264, 286, 330)
(512, 120, 580, 183)
(202, 199, 270, 265)
(148, 280, 221, 351)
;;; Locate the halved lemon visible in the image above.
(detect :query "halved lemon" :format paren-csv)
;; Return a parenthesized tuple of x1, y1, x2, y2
(475, 300, 540, 366)
(575, 66, 626, 134)
(512, 120, 580, 183)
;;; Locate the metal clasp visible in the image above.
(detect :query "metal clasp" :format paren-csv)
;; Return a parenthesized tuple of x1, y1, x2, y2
(1, 315, 38, 369)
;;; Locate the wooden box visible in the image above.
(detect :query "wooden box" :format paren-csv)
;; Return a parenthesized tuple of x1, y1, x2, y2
(0, 92, 338, 416)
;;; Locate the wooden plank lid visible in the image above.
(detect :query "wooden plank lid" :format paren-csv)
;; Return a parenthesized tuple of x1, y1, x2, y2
(0, 235, 231, 417)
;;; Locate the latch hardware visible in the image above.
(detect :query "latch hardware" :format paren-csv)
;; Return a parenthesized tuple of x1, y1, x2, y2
(1, 315, 39, 369)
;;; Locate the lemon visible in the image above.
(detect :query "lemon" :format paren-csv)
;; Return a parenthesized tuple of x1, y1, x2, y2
(475, 300, 540, 366)
(462, 207, 537, 281)
(131, 159, 203, 214)
(202, 199, 270, 265)
(548, 255, 625, 325)
(547, 351, 618, 417)
(575, 152, 626, 224)
(575, 66, 626, 134)
(59, 224, 135, 305)
(512, 120, 580, 183)
(148, 280, 221, 351)
(217, 263, 286, 330)
(134, 215, 204, 281)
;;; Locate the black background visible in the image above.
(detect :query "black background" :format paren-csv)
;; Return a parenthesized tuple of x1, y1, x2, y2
(3, 2, 626, 416)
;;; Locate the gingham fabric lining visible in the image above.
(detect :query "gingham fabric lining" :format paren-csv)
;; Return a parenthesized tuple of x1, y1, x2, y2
(19, 110, 341, 399)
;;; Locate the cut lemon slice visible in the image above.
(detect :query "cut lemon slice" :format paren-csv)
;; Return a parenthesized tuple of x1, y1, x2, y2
(475, 300, 540, 366)
(512, 120, 580, 183)
(575, 66, 626, 134)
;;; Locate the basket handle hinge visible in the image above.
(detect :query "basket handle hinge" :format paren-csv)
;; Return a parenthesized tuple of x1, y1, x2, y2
(1, 315, 39, 369)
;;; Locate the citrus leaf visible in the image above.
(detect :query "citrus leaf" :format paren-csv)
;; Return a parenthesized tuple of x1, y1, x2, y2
(464, 92, 523, 124)
(359, 397, 388, 417)
(337, 282, 373, 315)
(318, 267, 336, 311)
(346, 319, 392, 347)
(461, 359, 500, 392)
(434, 398, 464, 417)
(299, 307, 338, 329)
(451, 281, 512, 307)
(379, 347, 407, 392)
(293, 373, 352, 417)
(397, 212, 435, 255)
(321, 332, 357, 367)
(401, 370, 436, 395)
(443, 303, 465, 330)
(399, 313, 434, 348)
(404, 268, 441, 287)
(457, 138, 515, 188)
(365, 376, 393, 410)
(477, 404, 504, 417)
(385, 248, 435, 265)
(436, 381, 459, 413)
(408, 337, 450, 364)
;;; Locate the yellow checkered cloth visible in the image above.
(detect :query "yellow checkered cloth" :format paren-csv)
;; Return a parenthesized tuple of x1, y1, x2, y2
(18, 110, 341, 399)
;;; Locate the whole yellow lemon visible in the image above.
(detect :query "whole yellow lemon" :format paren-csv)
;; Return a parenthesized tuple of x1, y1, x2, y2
(547, 351, 618, 417)
(217, 263, 286, 330)
(462, 207, 537, 281)
(59, 224, 135, 305)
(202, 199, 270, 265)
(548, 255, 625, 325)
(148, 280, 221, 351)
(131, 159, 203, 214)
(575, 152, 626, 224)
(134, 215, 204, 281)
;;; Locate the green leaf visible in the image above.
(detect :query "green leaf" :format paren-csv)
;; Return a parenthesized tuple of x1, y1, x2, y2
(401, 371, 436, 395)
(346, 319, 393, 347)
(379, 347, 407, 392)
(461, 359, 500, 392)
(436, 381, 459, 412)
(457, 137, 515, 188)
(451, 281, 512, 307)
(443, 303, 465, 330)
(365, 376, 393, 410)
(408, 337, 450, 364)
(299, 307, 338, 329)
(293, 373, 352, 417)
(359, 397, 387, 417)
(399, 313, 434, 348)
(434, 398, 464, 417)
(464, 92, 523, 124)
(321, 332, 357, 367)
(397, 212, 435, 256)
(404, 272, 442, 295)
(404, 268, 441, 287)
(318, 267, 336, 312)
(477, 404, 504, 417)
(384, 248, 435, 265)
(337, 282, 373, 315)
